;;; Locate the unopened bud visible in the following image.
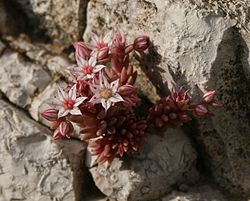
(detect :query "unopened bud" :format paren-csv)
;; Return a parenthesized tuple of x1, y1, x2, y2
(202, 90, 216, 103)
(59, 121, 74, 138)
(133, 35, 149, 52)
(118, 85, 136, 95)
(124, 44, 134, 54)
(73, 41, 92, 59)
(98, 46, 109, 60)
(53, 128, 62, 140)
(112, 32, 126, 48)
(194, 104, 209, 116)
(41, 108, 58, 121)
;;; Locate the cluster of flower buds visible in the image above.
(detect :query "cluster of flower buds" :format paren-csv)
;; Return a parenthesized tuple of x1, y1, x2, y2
(147, 88, 221, 128)
(42, 32, 150, 164)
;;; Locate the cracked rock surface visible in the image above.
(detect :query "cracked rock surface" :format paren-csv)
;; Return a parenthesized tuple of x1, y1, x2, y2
(14, 0, 88, 46)
(0, 0, 250, 200)
(84, 0, 250, 195)
(87, 128, 199, 201)
(0, 50, 51, 108)
(0, 99, 86, 201)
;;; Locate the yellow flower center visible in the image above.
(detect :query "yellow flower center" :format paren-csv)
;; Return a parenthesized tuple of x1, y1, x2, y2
(100, 88, 112, 100)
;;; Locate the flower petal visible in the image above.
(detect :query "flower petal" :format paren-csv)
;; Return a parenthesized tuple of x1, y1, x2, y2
(89, 95, 101, 104)
(58, 109, 69, 118)
(76, 55, 87, 67)
(109, 94, 124, 103)
(57, 85, 66, 101)
(101, 99, 109, 111)
(89, 55, 97, 66)
(74, 97, 87, 106)
(70, 107, 82, 115)
(103, 31, 112, 44)
(93, 65, 106, 73)
(111, 79, 119, 92)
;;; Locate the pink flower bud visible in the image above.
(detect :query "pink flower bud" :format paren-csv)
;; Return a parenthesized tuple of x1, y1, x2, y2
(211, 100, 222, 107)
(41, 108, 58, 121)
(98, 46, 109, 60)
(73, 41, 92, 59)
(133, 35, 149, 52)
(59, 121, 74, 138)
(53, 128, 62, 140)
(124, 44, 134, 54)
(202, 90, 216, 103)
(112, 32, 126, 49)
(194, 104, 209, 116)
(118, 85, 136, 95)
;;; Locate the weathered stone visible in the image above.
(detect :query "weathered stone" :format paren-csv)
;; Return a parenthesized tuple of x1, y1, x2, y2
(15, 0, 88, 47)
(87, 128, 199, 201)
(5, 35, 72, 77)
(47, 55, 72, 77)
(29, 82, 57, 127)
(0, 50, 51, 108)
(162, 185, 227, 201)
(0, 99, 86, 201)
(84, 0, 250, 195)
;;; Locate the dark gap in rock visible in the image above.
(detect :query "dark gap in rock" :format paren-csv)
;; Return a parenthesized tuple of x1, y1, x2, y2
(1, 0, 28, 36)
(134, 94, 154, 120)
(83, 168, 106, 201)
(78, 0, 90, 40)
(4, 0, 50, 43)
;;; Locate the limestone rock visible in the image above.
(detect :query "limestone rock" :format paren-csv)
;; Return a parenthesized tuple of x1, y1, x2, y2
(5, 35, 72, 77)
(84, 0, 250, 194)
(0, 51, 51, 107)
(87, 128, 199, 201)
(162, 185, 227, 201)
(0, 50, 51, 108)
(29, 82, 57, 127)
(0, 99, 86, 201)
(15, 0, 88, 47)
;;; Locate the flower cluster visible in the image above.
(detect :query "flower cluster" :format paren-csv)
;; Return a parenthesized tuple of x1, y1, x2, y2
(42, 31, 221, 164)
(147, 88, 221, 128)
(42, 32, 150, 163)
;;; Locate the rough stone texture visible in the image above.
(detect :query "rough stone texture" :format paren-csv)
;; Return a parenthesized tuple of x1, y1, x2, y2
(0, 50, 51, 108)
(162, 185, 227, 201)
(15, 0, 88, 46)
(5, 35, 72, 77)
(87, 128, 199, 201)
(84, 0, 250, 195)
(0, 99, 86, 201)
(29, 82, 57, 127)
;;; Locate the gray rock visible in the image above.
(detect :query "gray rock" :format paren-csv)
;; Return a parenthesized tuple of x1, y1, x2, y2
(162, 185, 227, 201)
(0, 99, 87, 201)
(15, 0, 88, 47)
(84, 0, 250, 194)
(87, 128, 199, 201)
(29, 82, 57, 127)
(0, 50, 51, 108)
(6, 35, 72, 77)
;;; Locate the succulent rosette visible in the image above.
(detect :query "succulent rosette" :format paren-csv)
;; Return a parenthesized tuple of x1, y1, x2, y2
(42, 31, 220, 164)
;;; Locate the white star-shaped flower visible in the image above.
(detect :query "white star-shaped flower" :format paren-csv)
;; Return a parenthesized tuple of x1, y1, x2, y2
(89, 73, 124, 111)
(70, 54, 105, 80)
(53, 85, 87, 118)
